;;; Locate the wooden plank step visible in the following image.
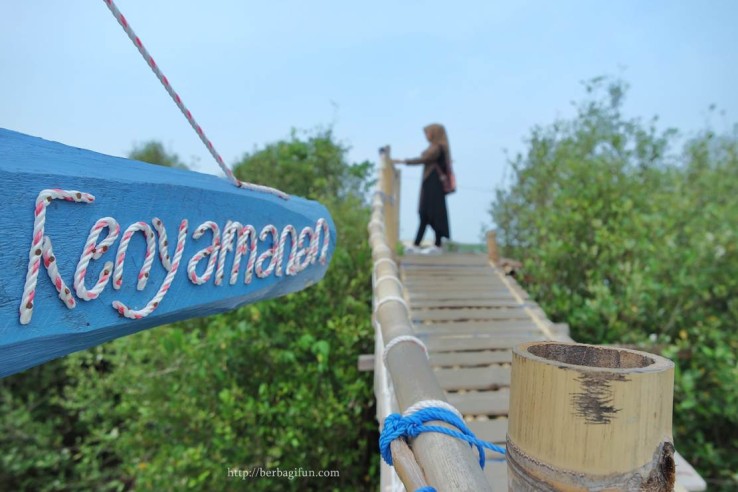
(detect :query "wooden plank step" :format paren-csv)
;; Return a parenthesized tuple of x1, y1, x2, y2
(413, 308, 532, 322)
(467, 418, 508, 443)
(435, 366, 511, 391)
(403, 267, 494, 273)
(674, 452, 707, 491)
(402, 269, 496, 275)
(408, 298, 522, 308)
(404, 284, 510, 292)
(409, 295, 517, 303)
(425, 333, 543, 352)
(402, 266, 491, 272)
(483, 461, 508, 491)
(402, 277, 500, 292)
(430, 350, 512, 367)
(414, 320, 541, 336)
(401, 256, 489, 264)
(402, 261, 491, 268)
(401, 271, 500, 284)
(401, 265, 499, 278)
(402, 270, 494, 276)
(403, 266, 491, 271)
(408, 292, 521, 301)
(403, 277, 506, 285)
(405, 280, 499, 286)
(402, 263, 493, 269)
(447, 389, 510, 416)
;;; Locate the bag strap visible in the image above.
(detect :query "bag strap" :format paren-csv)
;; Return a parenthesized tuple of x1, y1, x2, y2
(443, 145, 454, 176)
(435, 146, 450, 178)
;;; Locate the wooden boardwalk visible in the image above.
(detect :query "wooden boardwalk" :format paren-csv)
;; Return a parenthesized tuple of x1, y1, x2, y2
(398, 252, 706, 491)
(399, 253, 550, 490)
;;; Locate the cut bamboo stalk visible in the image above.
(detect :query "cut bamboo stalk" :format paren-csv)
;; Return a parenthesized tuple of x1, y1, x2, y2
(507, 341, 675, 491)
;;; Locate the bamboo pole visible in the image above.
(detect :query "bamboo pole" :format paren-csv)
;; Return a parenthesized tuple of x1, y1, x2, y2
(392, 165, 401, 251)
(507, 341, 676, 491)
(487, 230, 499, 264)
(391, 440, 431, 490)
(381, 146, 399, 253)
(372, 147, 491, 491)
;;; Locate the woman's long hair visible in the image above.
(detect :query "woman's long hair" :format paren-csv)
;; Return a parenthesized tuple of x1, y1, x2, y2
(424, 123, 452, 167)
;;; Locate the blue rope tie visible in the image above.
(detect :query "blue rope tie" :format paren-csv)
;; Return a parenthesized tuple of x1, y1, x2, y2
(415, 487, 436, 492)
(379, 406, 506, 470)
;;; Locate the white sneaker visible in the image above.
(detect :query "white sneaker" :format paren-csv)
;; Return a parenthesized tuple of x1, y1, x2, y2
(421, 246, 442, 255)
(404, 245, 422, 254)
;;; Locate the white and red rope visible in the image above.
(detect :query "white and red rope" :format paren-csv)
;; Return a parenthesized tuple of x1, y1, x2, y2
(19, 190, 331, 324)
(74, 217, 120, 301)
(187, 221, 221, 285)
(310, 218, 331, 266)
(215, 220, 236, 285)
(112, 219, 189, 319)
(41, 237, 76, 310)
(276, 225, 297, 277)
(152, 218, 173, 272)
(113, 221, 156, 291)
(216, 221, 258, 285)
(101, 0, 288, 200)
(255, 225, 279, 278)
(20, 189, 95, 324)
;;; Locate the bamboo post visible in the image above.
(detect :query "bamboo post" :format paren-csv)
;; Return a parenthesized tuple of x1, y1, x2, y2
(487, 230, 499, 264)
(392, 165, 401, 250)
(391, 440, 433, 490)
(379, 146, 399, 253)
(371, 148, 491, 491)
(507, 341, 676, 491)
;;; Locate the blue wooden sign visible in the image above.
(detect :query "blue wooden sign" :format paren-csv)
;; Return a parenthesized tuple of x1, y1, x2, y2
(0, 128, 336, 378)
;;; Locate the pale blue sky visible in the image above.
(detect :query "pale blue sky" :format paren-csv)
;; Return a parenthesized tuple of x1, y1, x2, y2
(2, 1, 736, 243)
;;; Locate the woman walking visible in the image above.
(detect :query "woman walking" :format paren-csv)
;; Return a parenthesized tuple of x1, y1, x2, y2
(393, 123, 452, 254)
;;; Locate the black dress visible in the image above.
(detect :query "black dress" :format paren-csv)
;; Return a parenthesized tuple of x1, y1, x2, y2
(405, 144, 450, 241)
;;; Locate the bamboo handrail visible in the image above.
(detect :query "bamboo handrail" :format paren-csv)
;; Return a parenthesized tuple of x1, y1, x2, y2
(370, 147, 492, 491)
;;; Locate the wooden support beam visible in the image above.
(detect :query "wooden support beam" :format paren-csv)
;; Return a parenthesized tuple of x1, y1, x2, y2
(357, 354, 375, 372)
(507, 341, 675, 491)
(0, 128, 335, 378)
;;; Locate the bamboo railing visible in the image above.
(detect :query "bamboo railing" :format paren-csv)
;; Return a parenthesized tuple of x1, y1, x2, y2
(370, 147, 492, 491)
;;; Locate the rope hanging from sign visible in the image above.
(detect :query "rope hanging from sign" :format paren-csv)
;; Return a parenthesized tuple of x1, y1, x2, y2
(101, 0, 288, 200)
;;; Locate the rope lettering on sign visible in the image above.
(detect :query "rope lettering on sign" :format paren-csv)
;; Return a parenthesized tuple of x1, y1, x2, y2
(19, 189, 331, 324)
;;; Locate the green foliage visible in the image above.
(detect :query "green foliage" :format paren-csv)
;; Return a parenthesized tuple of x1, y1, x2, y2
(0, 129, 377, 491)
(491, 78, 738, 489)
(128, 140, 187, 169)
(232, 128, 374, 201)
(0, 360, 79, 491)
